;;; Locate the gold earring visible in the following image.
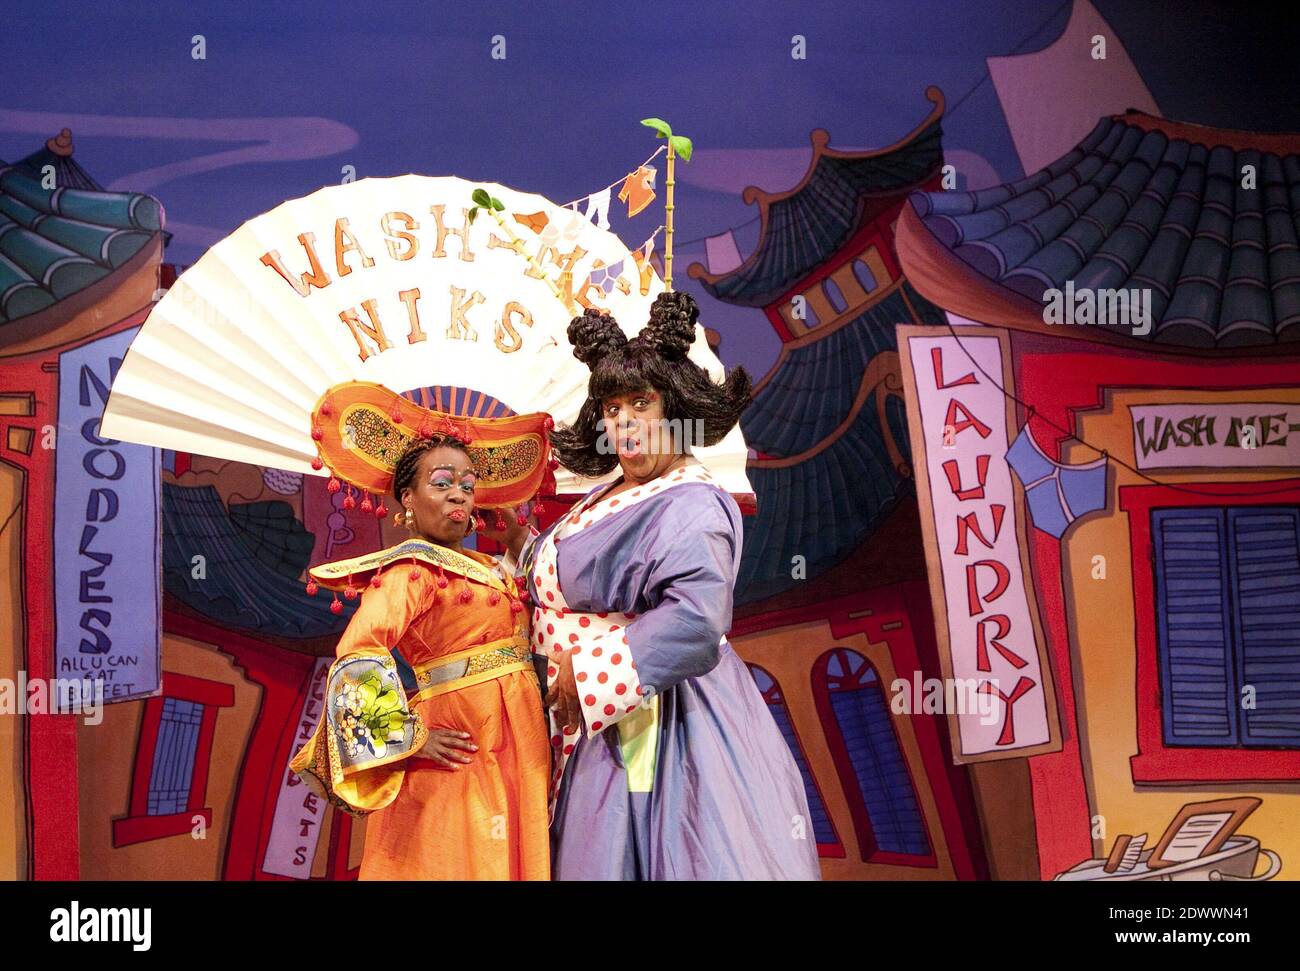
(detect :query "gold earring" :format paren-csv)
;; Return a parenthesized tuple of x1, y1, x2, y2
(404, 506, 414, 528)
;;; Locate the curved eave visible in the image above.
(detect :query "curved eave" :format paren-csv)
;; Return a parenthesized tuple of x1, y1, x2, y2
(742, 279, 942, 458)
(735, 387, 913, 605)
(895, 200, 1300, 359)
(687, 87, 947, 307)
(162, 483, 356, 640)
(1117, 109, 1300, 155)
(0, 231, 164, 358)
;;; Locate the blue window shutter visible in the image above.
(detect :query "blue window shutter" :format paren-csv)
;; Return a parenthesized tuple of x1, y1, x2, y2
(1152, 509, 1238, 745)
(147, 698, 204, 815)
(1227, 507, 1300, 747)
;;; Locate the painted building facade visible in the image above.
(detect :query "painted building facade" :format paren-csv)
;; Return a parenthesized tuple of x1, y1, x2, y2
(897, 110, 1300, 879)
(688, 90, 1030, 880)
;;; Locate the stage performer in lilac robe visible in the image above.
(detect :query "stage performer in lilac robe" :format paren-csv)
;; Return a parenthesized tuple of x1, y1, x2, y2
(508, 291, 821, 880)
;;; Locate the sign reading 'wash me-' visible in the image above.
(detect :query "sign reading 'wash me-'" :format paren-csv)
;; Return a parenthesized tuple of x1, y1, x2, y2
(1130, 402, 1300, 470)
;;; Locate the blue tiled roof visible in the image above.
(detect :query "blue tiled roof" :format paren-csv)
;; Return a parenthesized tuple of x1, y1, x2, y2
(689, 98, 945, 308)
(0, 133, 164, 326)
(162, 483, 355, 639)
(11, 134, 105, 191)
(908, 112, 1300, 347)
(228, 499, 319, 579)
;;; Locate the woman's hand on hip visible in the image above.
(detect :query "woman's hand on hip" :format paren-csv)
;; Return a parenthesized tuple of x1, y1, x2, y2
(421, 728, 477, 769)
(544, 650, 583, 734)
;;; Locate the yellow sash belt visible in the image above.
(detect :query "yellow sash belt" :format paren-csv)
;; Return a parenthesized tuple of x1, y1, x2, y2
(410, 633, 535, 704)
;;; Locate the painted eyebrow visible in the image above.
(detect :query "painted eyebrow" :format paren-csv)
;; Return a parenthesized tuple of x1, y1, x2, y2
(603, 392, 655, 405)
(428, 464, 477, 477)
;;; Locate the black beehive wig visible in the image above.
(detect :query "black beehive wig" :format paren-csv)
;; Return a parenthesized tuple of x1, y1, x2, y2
(550, 291, 752, 478)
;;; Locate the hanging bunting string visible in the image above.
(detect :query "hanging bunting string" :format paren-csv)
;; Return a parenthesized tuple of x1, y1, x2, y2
(561, 145, 666, 211)
(941, 319, 1300, 498)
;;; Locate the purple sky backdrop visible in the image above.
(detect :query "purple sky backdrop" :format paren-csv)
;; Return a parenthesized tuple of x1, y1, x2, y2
(4, 0, 1297, 380)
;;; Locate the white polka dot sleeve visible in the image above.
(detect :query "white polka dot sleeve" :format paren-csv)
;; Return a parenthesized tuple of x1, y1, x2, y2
(568, 626, 647, 737)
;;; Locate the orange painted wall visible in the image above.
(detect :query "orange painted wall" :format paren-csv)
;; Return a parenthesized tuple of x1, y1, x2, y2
(76, 635, 260, 880)
(1059, 387, 1300, 879)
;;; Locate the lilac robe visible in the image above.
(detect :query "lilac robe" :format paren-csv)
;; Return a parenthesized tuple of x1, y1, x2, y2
(522, 470, 822, 880)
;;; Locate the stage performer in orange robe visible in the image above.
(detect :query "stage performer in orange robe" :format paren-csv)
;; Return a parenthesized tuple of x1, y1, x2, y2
(291, 430, 550, 880)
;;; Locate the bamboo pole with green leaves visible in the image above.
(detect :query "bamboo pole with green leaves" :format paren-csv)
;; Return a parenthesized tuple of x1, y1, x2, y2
(640, 119, 693, 292)
(467, 188, 576, 314)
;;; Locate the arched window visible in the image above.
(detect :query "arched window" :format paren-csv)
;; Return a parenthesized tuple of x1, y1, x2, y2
(822, 277, 849, 314)
(852, 257, 879, 294)
(812, 648, 932, 863)
(747, 663, 843, 858)
(782, 294, 820, 330)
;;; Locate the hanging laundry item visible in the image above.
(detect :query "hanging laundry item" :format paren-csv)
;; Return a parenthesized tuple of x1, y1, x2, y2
(541, 209, 586, 248)
(618, 165, 657, 217)
(587, 258, 626, 295)
(583, 187, 612, 230)
(704, 229, 743, 275)
(514, 211, 548, 235)
(1005, 424, 1107, 538)
(631, 237, 657, 295)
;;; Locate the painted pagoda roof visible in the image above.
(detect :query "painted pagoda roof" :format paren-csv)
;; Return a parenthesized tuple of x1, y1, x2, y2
(735, 280, 943, 605)
(688, 88, 946, 307)
(900, 110, 1300, 349)
(0, 128, 165, 327)
(702, 91, 953, 605)
(742, 281, 941, 454)
(737, 398, 913, 606)
(162, 483, 356, 639)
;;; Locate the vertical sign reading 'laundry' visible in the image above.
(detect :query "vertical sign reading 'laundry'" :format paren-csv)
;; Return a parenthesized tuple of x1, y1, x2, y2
(55, 326, 163, 708)
(898, 325, 1061, 763)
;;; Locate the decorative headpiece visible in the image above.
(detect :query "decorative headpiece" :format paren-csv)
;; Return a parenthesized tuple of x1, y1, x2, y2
(308, 380, 557, 519)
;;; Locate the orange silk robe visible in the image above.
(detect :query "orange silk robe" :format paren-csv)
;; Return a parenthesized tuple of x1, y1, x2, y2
(292, 541, 550, 880)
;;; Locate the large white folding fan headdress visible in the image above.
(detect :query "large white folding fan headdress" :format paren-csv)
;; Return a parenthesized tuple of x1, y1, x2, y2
(99, 174, 754, 511)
